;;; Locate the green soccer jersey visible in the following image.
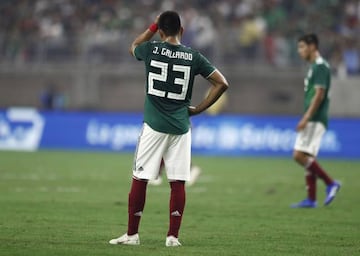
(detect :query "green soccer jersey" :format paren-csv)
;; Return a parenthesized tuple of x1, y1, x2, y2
(134, 41, 216, 134)
(303, 56, 331, 128)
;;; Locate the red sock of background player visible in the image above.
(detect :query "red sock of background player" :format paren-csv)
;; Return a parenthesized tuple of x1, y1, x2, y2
(127, 178, 147, 235)
(167, 181, 185, 238)
(306, 157, 333, 186)
(305, 172, 317, 201)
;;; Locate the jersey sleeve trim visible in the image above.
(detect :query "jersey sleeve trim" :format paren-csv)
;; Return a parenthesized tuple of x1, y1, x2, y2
(205, 69, 217, 79)
(314, 84, 327, 89)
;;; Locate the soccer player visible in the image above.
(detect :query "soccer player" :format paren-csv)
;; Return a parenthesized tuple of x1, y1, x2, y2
(291, 34, 341, 208)
(109, 11, 228, 246)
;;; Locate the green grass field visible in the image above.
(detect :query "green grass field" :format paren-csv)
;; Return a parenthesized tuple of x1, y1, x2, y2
(0, 151, 359, 256)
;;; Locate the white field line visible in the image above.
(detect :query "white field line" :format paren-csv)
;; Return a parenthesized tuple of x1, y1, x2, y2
(13, 186, 83, 193)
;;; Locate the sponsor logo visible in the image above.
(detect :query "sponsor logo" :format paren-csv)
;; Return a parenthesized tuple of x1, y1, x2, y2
(192, 123, 341, 153)
(171, 210, 182, 217)
(0, 108, 44, 151)
(86, 120, 141, 150)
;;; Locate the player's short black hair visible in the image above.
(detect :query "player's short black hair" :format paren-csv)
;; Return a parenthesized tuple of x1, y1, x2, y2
(158, 11, 181, 36)
(298, 34, 319, 49)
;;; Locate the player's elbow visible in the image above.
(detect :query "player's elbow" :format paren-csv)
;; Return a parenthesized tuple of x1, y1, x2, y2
(219, 80, 229, 92)
(223, 80, 229, 89)
(215, 73, 229, 91)
(129, 44, 136, 56)
(314, 94, 324, 104)
(213, 81, 228, 96)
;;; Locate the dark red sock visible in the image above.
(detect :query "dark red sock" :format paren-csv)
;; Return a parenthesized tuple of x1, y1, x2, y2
(167, 181, 185, 238)
(127, 178, 147, 235)
(305, 172, 317, 201)
(307, 160, 333, 185)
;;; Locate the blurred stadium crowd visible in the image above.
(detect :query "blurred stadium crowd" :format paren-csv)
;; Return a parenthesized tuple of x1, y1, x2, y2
(0, 0, 359, 75)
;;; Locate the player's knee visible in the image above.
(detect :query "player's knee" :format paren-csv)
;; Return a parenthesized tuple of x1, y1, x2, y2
(293, 151, 305, 164)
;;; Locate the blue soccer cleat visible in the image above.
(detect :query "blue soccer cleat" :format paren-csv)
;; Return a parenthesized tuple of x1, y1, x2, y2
(291, 198, 317, 208)
(324, 181, 341, 206)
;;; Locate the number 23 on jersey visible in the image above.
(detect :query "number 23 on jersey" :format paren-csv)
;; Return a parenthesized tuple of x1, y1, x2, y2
(148, 60, 190, 101)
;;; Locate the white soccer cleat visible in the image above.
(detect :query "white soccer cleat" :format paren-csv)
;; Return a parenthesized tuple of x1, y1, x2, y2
(109, 233, 140, 245)
(187, 165, 202, 186)
(165, 236, 182, 247)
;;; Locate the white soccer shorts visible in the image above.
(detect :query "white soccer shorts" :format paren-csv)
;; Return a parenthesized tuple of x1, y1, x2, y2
(294, 121, 326, 156)
(132, 123, 191, 181)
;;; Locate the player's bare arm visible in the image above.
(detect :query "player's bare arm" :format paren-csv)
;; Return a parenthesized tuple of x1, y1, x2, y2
(297, 86, 325, 131)
(188, 70, 229, 116)
(129, 16, 159, 56)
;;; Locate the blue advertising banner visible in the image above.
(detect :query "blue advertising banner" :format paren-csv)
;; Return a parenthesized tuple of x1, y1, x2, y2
(0, 108, 359, 158)
(191, 115, 353, 158)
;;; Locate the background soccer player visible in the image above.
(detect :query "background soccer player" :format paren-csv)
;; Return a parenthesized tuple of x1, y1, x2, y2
(109, 11, 228, 246)
(291, 34, 340, 208)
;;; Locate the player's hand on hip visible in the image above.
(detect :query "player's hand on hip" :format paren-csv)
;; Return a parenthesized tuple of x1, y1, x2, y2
(296, 118, 308, 131)
(188, 106, 198, 116)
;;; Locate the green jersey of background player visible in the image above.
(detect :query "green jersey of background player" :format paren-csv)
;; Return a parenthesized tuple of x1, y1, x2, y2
(303, 51, 331, 128)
